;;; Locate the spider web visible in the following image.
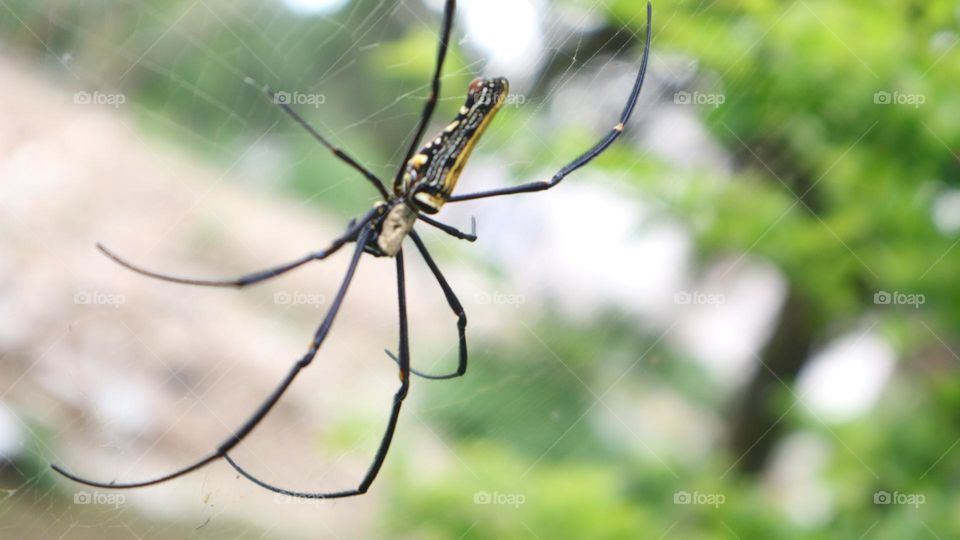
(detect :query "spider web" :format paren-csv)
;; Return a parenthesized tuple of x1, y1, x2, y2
(0, 0, 666, 538)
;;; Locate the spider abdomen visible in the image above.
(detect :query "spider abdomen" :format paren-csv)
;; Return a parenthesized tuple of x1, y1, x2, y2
(404, 77, 510, 214)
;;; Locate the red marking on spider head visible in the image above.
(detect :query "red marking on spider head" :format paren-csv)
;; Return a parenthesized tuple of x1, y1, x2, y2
(468, 78, 485, 95)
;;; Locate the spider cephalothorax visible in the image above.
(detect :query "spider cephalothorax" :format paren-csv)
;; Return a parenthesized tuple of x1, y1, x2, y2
(369, 202, 414, 258)
(53, 0, 653, 501)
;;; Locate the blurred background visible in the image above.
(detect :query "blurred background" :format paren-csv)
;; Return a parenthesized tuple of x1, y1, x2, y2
(1, 0, 958, 538)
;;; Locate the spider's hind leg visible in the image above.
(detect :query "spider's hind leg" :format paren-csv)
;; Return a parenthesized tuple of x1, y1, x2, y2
(445, 1, 653, 204)
(244, 77, 389, 199)
(97, 208, 380, 288)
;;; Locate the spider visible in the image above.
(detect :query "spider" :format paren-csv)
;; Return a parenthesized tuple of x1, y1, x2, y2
(52, 0, 653, 499)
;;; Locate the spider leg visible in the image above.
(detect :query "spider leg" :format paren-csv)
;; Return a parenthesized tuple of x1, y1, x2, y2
(446, 1, 652, 203)
(51, 227, 373, 490)
(96, 207, 380, 288)
(384, 230, 466, 380)
(418, 214, 477, 242)
(392, 0, 457, 193)
(224, 251, 412, 498)
(245, 77, 389, 199)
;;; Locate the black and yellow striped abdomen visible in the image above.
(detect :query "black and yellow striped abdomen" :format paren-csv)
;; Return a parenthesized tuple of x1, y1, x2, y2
(403, 77, 509, 214)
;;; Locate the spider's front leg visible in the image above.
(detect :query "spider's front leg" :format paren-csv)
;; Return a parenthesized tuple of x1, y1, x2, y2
(418, 214, 478, 242)
(225, 251, 413, 498)
(385, 230, 467, 380)
(51, 226, 375, 491)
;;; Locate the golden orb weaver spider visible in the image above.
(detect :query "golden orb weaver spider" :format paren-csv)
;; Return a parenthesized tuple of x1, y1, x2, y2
(52, 0, 653, 499)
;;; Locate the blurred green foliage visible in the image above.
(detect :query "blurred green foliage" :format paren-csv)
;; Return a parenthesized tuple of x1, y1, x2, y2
(384, 0, 960, 538)
(633, 0, 960, 331)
